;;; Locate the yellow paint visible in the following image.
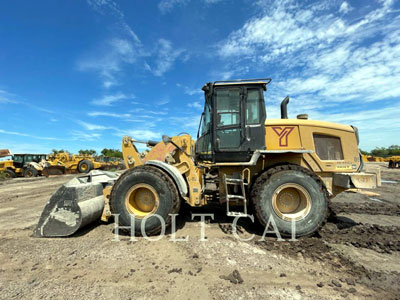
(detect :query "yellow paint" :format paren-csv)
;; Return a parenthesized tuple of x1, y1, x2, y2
(266, 119, 354, 132)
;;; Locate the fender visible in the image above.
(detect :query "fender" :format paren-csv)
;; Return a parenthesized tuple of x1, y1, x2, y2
(145, 160, 188, 197)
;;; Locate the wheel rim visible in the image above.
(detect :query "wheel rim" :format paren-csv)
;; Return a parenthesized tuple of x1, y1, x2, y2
(81, 163, 88, 171)
(272, 183, 311, 221)
(26, 170, 33, 177)
(125, 183, 159, 218)
(4, 172, 11, 178)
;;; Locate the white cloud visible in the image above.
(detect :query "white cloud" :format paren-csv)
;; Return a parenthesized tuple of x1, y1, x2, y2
(76, 121, 111, 131)
(169, 115, 201, 130)
(158, 0, 223, 13)
(0, 129, 59, 141)
(215, 0, 399, 150)
(152, 39, 185, 77)
(177, 83, 203, 96)
(90, 93, 131, 106)
(158, 0, 189, 14)
(339, 1, 353, 14)
(70, 131, 101, 141)
(82, 1, 146, 88)
(24, 102, 54, 114)
(188, 101, 203, 110)
(218, 0, 394, 59)
(88, 111, 131, 118)
(156, 98, 170, 105)
(113, 128, 161, 141)
(0, 140, 54, 154)
(0, 88, 55, 114)
(130, 108, 168, 115)
(0, 89, 17, 104)
(87, 0, 140, 43)
(78, 38, 143, 88)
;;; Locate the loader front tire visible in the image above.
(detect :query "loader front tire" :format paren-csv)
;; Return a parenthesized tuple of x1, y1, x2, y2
(110, 165, 180, 236)
(251, 164, 328, 237)
(78, 160, 93, 173)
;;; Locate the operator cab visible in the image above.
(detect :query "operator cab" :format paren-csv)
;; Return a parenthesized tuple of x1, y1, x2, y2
(12, 154, 48, 168)
(196, 78, 271, 163)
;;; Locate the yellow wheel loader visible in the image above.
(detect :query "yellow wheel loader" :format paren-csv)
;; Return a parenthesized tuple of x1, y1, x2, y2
(0, 150, 48, 178)
(45, 152, 103, 175)
(33, 78, 378, 238)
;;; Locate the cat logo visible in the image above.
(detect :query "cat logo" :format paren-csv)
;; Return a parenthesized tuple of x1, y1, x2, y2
(272, 126, 295, 147)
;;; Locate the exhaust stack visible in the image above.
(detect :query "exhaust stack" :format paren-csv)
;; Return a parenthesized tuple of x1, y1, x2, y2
(280, 96, 289, 119)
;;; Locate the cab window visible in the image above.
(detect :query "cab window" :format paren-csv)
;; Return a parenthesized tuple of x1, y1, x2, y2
(200, 103, 211, 135)
(13, 156, 23, 163)
(246, 89, 261, 124)
(215, 88, 240, 127)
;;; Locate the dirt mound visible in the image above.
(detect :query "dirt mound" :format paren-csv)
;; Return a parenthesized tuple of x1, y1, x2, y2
(321, 222, 400, 253)
(255, 231, 400, 299)
(330, 201, 400, 216)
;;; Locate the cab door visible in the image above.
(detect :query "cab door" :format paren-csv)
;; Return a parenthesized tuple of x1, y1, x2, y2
(213, 86, 265, 162)
(213, 87, 247, 162)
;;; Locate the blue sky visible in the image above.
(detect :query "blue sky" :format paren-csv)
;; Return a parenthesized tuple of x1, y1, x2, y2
(0, 0, 399, 154)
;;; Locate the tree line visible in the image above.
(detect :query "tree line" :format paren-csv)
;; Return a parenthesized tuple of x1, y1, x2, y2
(51, 148, 123, 158)
(360, 145, 400, 157)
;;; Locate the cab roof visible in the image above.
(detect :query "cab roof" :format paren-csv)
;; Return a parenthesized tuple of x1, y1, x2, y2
(13, 153, 48, 156)
(214, 78, 271, 86)
(202, 78, 272, 91)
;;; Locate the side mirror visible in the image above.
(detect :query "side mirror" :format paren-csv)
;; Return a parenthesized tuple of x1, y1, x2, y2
(162, 135, 172, 144)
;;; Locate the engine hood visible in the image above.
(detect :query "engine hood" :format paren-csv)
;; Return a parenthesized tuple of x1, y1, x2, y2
(266, 119, 354, 133)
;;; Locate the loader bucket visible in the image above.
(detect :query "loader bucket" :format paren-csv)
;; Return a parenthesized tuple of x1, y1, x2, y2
(33, 170, 119, 237)
(42, 165, 67, 176)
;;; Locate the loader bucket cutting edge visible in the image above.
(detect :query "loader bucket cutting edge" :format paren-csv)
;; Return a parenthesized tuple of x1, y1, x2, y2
(33, 170, 119, 237)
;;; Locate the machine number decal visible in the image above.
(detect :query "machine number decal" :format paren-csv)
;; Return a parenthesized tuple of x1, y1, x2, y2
(272, 126, 295, 147)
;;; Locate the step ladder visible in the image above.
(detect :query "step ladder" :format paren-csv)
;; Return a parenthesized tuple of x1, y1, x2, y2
(222, 174, 248, 217)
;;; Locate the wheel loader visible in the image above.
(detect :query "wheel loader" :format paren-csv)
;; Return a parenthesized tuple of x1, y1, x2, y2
(0, 150, 48, 178)
(33, 78, 378, 238)
(45, 152, 103, 175)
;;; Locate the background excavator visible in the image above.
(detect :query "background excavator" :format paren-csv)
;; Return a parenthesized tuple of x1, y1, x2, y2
(33, 78, 378, 238)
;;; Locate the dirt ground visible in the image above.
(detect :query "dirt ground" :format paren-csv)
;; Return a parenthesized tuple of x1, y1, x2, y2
(0, 163, 399, 300)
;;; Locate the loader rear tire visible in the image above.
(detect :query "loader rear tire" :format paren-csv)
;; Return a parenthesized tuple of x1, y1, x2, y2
(110, 165, 181, 236)
(251, 164, 328, 238)
(3, 169, 16, 179)
(78, 160, 93, 173)
(24, 167, 38, 178)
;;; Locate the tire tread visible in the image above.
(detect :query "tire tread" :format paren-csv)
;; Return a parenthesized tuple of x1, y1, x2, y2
(250, 164, 329, 237)
(110, 165, 181, 235)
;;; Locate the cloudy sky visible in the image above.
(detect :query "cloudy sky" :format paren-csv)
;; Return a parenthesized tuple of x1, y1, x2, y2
(0, 0, 399, 153)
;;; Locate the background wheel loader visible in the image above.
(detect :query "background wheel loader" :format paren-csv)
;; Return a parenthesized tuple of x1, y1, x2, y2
(45, 152, 104, 175)
(0, 150, 49, 178)
(34, 78, 378, 238)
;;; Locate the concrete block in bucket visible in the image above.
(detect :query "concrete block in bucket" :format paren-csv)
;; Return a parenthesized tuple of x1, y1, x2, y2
(33, 170, 119, 237)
